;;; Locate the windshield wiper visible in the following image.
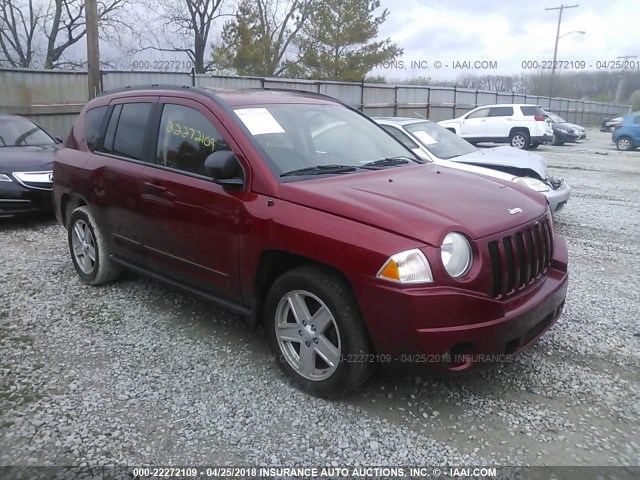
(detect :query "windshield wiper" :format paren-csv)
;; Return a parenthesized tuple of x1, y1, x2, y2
(361, 156, 417, 169)
(280, 164, 358, 177)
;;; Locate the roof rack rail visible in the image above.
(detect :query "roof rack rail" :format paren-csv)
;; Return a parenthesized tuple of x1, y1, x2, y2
(99, 84, 195, 96)
(260, 87, 346, 106)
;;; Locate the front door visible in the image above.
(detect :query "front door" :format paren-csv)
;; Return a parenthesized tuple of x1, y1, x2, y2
(139, 98, 247, 302)
(459, 107, 490, 139)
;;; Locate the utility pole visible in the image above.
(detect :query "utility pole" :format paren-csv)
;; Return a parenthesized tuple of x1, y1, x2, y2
(546, 3, 579, 97)
(86, 0, 101, 99)
(614, 55, 638, 104)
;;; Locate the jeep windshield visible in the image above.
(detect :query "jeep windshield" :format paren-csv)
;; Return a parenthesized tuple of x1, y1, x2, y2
(233, 104, 420, 178)
(404, 121, 476, 160)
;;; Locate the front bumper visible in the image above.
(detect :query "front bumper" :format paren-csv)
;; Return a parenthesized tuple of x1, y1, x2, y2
(555, 131, 580, 143)
(0, 181, 53, 218)
(544, 181, 572, 214)
(351, 235, 568, 371)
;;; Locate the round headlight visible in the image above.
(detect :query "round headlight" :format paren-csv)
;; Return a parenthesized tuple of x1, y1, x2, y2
(441, 232, 472, 278)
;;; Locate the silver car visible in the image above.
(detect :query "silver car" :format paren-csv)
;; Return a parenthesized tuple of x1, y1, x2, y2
(374, 117, 572, 214)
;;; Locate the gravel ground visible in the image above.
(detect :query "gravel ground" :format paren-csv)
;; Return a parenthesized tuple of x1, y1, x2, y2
(0, 129, 639, 469)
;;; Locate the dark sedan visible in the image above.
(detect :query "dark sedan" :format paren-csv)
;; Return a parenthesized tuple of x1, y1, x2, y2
(545, 113, 586, 145)
(0, 115, 61, 218)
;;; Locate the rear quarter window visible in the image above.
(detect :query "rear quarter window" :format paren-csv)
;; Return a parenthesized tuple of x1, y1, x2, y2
(85, 106, 108, 152)
(520, 106, 546, 116)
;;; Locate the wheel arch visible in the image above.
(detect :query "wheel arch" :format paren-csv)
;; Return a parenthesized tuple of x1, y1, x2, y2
(250, 249, 355, 328)
(509, 126, 530, 137)
(61, 193, 88, 229)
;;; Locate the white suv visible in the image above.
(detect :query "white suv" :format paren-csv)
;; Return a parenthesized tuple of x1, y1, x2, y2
(438, 104, 554, 150)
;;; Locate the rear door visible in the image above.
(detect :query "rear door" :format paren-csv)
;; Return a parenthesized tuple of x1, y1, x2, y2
(459, 107, 490, 139)
(138, 97, 247, 302)
(486, 106, 514, 139)
(92, 97, 157, 263)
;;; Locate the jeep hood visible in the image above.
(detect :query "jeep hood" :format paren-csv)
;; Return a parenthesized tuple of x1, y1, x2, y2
(450, 146, 548, 179)
(278, 164, 547, 246)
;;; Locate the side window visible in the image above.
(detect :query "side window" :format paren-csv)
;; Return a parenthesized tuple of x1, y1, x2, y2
(382, 126, 419, 149)
(467, 108, 489, 119)
(111, 103, 152, 160)
(489, 107, 514, 117)
(85, 106, 107, 152)
(155, 104, 229, 177)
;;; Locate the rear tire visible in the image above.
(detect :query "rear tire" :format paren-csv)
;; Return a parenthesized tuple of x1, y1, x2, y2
(68, 206, 120, 285)
(509, 130, 530, 149)
(265, 265, 375, 398)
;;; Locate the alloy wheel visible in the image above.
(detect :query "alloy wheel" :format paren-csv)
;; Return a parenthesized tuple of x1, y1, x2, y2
(511, 134, 526, 149)
(617, 138, 631, 151)
(274, 290, 341, 381)
(71, 219, 96, 274)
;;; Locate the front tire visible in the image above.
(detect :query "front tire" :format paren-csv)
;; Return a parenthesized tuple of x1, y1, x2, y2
(265, 266, 375, 398)
(616, 136, 633, 151)
(509, 130, 530, 149)
(68, 206, 120, 285)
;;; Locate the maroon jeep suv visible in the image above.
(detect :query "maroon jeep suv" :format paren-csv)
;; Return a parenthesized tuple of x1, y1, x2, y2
(53, 86, 568, 397)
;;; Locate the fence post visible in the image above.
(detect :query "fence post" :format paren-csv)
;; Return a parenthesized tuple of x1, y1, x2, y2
(427, 87, 431, 119)
(359, 77, 365, 112)
(394, 86, 399, 116)
(475, 89, 479, 108)
(453, 85, 457, 119)
(190, 67, 196, 87)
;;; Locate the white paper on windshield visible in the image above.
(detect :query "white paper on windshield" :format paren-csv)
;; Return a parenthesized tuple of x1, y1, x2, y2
(235, 108, 285, 135)
(413, 130, 438, 145)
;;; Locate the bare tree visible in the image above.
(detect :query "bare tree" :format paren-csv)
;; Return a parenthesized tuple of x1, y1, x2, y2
(456, 74, 527, 93)
(0, 0, 42, 67)
(43, 0, 130, 69)
(139, 0, 225, 73)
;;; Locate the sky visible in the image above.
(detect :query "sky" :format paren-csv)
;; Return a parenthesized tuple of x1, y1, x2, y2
(46, 0, 640, 81)
(372, 0, 640, 81)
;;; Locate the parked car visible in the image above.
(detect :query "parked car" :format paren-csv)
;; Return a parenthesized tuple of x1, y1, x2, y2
(544, 112, 586, 145)
(0, 115, 61, 218)
(438, 104, 554, 150)
(601, 116, 624, 132)
(374, 117, 571, 213)
(612, 112, 640, 151)
(53, 87, 568, 397)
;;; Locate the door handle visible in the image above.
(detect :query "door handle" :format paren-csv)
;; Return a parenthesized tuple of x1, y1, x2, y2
(143, 181, 167, 194)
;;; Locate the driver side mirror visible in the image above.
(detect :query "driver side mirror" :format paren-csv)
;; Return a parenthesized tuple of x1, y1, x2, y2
(204, 150, 244, 188)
